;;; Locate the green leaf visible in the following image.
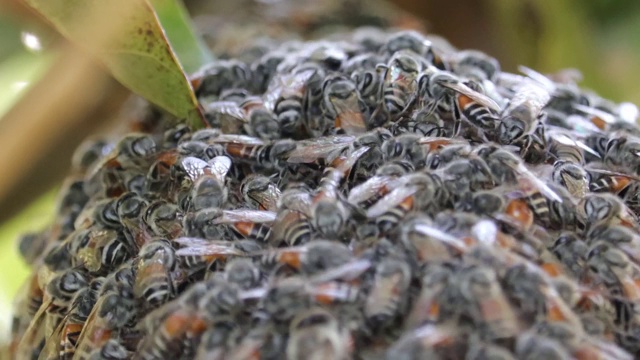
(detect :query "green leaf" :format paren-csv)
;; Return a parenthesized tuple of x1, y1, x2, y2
(22, 0, 205, 128)
(150, 0, 213, 74)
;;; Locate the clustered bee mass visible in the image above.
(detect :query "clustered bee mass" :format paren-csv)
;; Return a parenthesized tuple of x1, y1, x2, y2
(9, 28, 640, 359)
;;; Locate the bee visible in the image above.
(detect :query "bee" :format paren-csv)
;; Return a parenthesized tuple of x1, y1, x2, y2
(346, 53, 384, 110)
(68, 228, 131, 275)
(161, 124, 191, 149)
(174, 238, 258, 276)
(417, 66, 501, 135)
(73, 198, 121, 231)
(586, 242, 640, 306)
(194, 317, 238, 360)
(577, 193, 639, 234)
(364, 257, 412, 330)
(263, 62, 323, 137)
(455, 188, 535, 231)
(269, 208, 313, 247)
(309, 147, 370, 238)
(193, 59, 251, 99)
(240, 174, 281, 211)
(455, 265, 520, 340)
(71, 137, 114, 174)
(224, 258, 263, 290)
(465, 337, 516, 360)
(405, 264, 454, 329)
(187, 156, 232, 211)
(143, 200, 183, 239)
(74, 287, 137, 360)
(551, 232, 589, 278)
(134, 239, 180, 309)
(497, 73, 552, 162)
(452, 50, 501, 83)
(322, 74, 369, 135)
(224, 322, 285, 360)
(204, 96, 280, 140)
(381, 133, 428, 168)
(39, 277, 104, 360)
(208, 135, 297, 170)
(379, 31, 438, 64)
(260, 240, 351, 273)
(182, 208, 276, 242)
(586, 224, 640, 264)
(135, 282, 222, 360)
(371, 50, 424, 126)
(115, 192, 151, 250)
(16, 269, 89, 360)
(286, 307, 352, 360)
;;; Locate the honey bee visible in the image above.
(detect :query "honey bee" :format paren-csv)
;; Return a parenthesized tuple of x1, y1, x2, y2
(240, 174, 281, 212)
(364, 257, 412, 330)
(39, 278, 104, 360)
(134, 239, 180, 309)
(259, 240, 353, 275)
(286, 307, 352, 360)
(405, 264, 454, 329)
(586, 242, 640, 304)
(193, 59, 251, 99)
(322, 74, 369, 135)
(514, 330, 572, 360)
(188, 156, 232, 211)
(417, 66, 502, 135)
(174, 238, 257, 276)
(577, 193, 639, 234)
(143, 200, 183, 239)
(208, 135, 297, 170)
(68, 228, 131, 275)
(308, 147, 369, 239)
(115, 192, 151, 250)
(204, 96, 280, 140)
(454, 265, 520, 340)
(182, 208, 276, 242)
(194, 317, 239, 360)
(371, 50, 424, 126)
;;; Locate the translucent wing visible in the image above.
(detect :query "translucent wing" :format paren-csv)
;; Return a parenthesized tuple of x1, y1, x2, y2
(208, 156, 232, 183)
(174, 240, 246, 257)
(309, 259, 372, 284)
(438, 80, 502, 112)
(574, 103, 616, 124)
(518, 65, 556, 92)
(513, 161, 563, 203)
(212, 210, 277, 224)
(348, 176, 398, 205)
(181, 156, 210, 182)
(548, 131, 601, 158)
(286, 135, 355, 163)
(412, 223, 469, 252)
(210, 134, 265, 145)
(204, 101, 247, 122)
(366, 185, 419, 218)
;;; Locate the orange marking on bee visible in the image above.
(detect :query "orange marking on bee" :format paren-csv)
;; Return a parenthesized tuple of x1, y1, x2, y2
(541, 263, 563, 277)
(279, 250, 302, 269)
(612, 176, 631, 193)
(457, 94, 474, 108)
(234, 222, 256, 237)
(89, 327, 112, 344)
(590, 116, 607, 130)
(225, 143, 251, 158)
(164, 312, 191, 336)
(505, 199, 533, 229)
(313, 283, 340, 305)
(399, 195, 414, 211)
(428, 302, 440, 319)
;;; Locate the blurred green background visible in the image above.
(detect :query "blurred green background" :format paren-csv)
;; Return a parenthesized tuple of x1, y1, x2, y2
(2, 0, 640, 341)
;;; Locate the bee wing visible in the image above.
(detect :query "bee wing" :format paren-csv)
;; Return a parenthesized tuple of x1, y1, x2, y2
(181, 156, 210, 182)
(16, 299, 52, 359)
(412, 223, 469, 252)
(208, 156, 232, 183)
(348, 176, 397, 205)
(204, 101, 247, 122)
(514, 162, 563, 203)
(175, 242, 245, 257)
(211, 134, 265, 145)
(438, 80, 502, 112)
(214, 210, 277, 224)
(518, 65, 556, 92)
(333, 146, 370, 174)
(239, 286, 268, 300)
(507, 81, 551, 116)
(574, 103, 617, 124)
(309, 259, 372, 284)
(548, 132, 601, 158)
(286, 135, 355, 163)
(366, 185, 419, 218)
(587, 168, 640, 182)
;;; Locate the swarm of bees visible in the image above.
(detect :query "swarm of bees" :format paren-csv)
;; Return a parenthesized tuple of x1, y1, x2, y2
(9, 28, 640, 359)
